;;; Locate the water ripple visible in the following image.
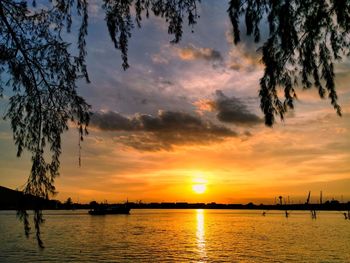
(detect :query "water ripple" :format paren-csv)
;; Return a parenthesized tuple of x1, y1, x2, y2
(0, 210, 349, 262)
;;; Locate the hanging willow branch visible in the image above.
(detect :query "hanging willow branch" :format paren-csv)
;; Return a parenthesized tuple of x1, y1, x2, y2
(0, 0, 91, 247)
(228, 0, 349, 125)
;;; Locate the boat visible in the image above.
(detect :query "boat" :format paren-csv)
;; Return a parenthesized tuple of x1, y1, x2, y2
(88, 205, 130, 215)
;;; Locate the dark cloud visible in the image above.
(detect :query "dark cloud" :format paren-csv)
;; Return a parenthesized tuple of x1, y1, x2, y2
(198, 90, 262, 126)
(214, 90, 262, 125)
(91, 110, 237, 151)
(243, 131, 253, 137)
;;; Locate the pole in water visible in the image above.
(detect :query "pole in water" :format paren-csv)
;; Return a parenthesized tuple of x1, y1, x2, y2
(311, 210, 317, 219)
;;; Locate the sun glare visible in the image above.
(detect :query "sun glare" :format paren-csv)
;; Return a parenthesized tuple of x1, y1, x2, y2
(192, 174, 208, 194)
(193, 184, 206, 194)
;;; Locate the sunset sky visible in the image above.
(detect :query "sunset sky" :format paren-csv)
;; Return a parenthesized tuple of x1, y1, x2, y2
(0, 1, 349, 204)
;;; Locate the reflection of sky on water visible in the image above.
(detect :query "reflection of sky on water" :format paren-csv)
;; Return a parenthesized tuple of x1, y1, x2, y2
(196, 209, 206, 260)
(1, 210, 350, 261)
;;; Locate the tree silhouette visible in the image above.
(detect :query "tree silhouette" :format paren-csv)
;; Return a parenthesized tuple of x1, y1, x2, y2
(103, 0, 200, 69)
(65, 197, 73, 206)
(0, 0, 90, 198)
(1, 0, 349, 247)
(0, 0, 90, 247)
(228, 0, 349, 125)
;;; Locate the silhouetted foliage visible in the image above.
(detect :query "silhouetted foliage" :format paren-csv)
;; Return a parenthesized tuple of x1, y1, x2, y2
(65, 197, 73, 205)
(17, 208, 45, 248)
(0, 0, 90, 247)
(16, 210, 30, 238)
(103, 0, 200, 69)
(0, 0, 90, 199)
(228, 0, 349, 125)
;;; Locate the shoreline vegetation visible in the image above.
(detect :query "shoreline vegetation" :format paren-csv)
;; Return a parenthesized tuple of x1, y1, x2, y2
(1, 186, 349, 212)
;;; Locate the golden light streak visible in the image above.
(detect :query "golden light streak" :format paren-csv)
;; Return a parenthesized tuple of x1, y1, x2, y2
(196, 209, 206, 259)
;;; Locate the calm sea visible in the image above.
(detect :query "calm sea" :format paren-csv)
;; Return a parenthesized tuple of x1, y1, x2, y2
(0, 209, 349, 262)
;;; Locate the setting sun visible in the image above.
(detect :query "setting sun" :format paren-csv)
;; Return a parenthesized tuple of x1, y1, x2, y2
(192, 175, 207, 194)
(193, 184, 206, 194)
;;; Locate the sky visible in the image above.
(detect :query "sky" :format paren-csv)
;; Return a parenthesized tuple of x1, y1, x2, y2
(0, 1, 349, 204)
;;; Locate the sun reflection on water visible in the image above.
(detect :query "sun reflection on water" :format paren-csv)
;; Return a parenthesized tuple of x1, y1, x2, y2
(196, 209, 207, 260)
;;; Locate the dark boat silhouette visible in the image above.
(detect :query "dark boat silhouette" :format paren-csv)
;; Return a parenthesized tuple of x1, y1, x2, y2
(88, 205, 130, 215)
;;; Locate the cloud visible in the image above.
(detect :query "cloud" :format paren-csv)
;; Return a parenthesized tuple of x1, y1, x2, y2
(151, 53, 169, 64)
(225, 30, 263, 72)
(90, 110, 237, 151)
(177, 44, 223, 63)
(195, 90, 262, 126)
(228, 44, 262, 72)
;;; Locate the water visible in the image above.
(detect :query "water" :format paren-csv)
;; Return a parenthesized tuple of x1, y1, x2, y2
(0, 209, 349, 262)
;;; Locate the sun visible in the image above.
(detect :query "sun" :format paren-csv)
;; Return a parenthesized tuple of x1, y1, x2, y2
(192, 184, 206, 194)
(191, 174, 208, 194)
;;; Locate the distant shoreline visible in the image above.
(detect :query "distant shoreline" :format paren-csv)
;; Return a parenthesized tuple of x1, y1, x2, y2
(1, 203, 350, 212)
(1, 185, 349, 211)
